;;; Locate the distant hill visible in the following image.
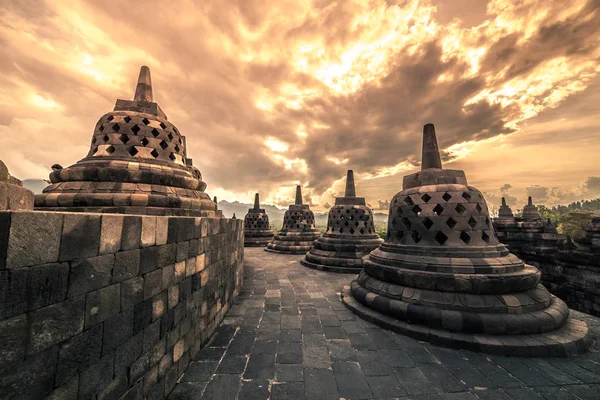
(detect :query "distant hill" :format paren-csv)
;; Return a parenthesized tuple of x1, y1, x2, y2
(21, 179, 48, 194)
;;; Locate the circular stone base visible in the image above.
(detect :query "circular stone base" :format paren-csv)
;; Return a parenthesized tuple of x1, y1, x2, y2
(265, 246, 311, 255)
(244, 240, 271, 247)
(299, 258, 360, 274)
(341, 285, 593, 358)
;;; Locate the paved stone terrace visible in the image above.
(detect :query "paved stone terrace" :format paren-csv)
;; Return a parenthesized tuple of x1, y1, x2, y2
(170, 248, 600, 400)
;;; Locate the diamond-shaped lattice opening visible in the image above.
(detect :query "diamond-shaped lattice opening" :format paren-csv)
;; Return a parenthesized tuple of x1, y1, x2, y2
(124, 116, 132, 123)
(151, 128, 160, 137)
(455, 204, 466, 214)
(168, 133, 174, 141)
(119, 134, 129, 144)
(355, 221, 359, 227)
(442, 192, 452, 202)
(460, 231, 471, 244)
(150, 149, 159, 158)
(446, 217, 457, 229)
(169, 153, 177, 161)
(131, 125, 141, 134)
(485, 217, 490, 226)
(476, 203, 483, 214)
(411, 205, 422, 216)
(411, 231, 421, 243)
(422, 217, 434, 230)
(102, 134, 110, 143)
(350, 228, 355, 234)
(106, 145, 116, 154)
(468, 216, 477, 229)
(174, 145, 180, 153)
(91, 137, 96, 145)
(402, 218, 411, 229)
(396, 231, 404, 240)
(344, 221, 349, 227)
(99, 125, 105, 132)
(107, 115, 114, 121)
(173, 126, 178, 133)
(435, 231, 448, 245)
(462, 192, 472, 201)
(433, 204, 444, 216)
(160, 122, 167, 129)
(339, 228, 344, 234)
(128, 146, 138, 156)
(142, 118, 150, 125)
(112, 123, 121, 132)
(359, 228, 365, 234)
(92, 146, 98, 155)
(421, 193, 432, 203)
(391, 219, 397, 226)
(482, 231, 490, 243)
(160, 140, 169, 150)
(141, 137, 149, 147)
(404, 196, 414, 206)
(346, 209, 351, 214)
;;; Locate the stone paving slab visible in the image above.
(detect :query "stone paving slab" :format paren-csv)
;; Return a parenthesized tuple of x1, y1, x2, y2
(170, 248, 600, 400)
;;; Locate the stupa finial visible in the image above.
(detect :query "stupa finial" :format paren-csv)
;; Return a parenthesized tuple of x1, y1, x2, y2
(214, 196, 217, 203)
(421, 123, 442, 170)
(295, 185, 303, 205)
(254, 193, 260, 209)
(345, 170, 356, 197)
(528, 196, 533, 206)
(502, 197, 507, 207)
(134, 66, 153, 102)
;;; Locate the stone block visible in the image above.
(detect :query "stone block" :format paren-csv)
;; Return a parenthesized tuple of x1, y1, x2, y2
(28, 296, 85, 356)
(144, 319, 161, 351)
(112, 249, 140, 283)
(85, 284, 121, 328)
(68, 254, 114, 298)
(0, 212, 9, 269)
(177, 241, 190, 262)
(168, 285, 179, 310)
(0, 346, 58, 399)
(55, 324, 103, 385)
(122, 276, 144, 311)
(5, 211, 63, 268)
(60, 213, 101, 261)
(98, 375, 128, 400)
(99, 214, 123, 255)
(103, 309, 134, 355)
(122, 215, 142, 251)
(157, 243, 176, 268)
(174, 261, 186, 283)
(134, 298, 153, 334)
(140, 246, 158, 274)
(155, 217, 169, 246)
(79, 353, 114, 399)
(141, 216, 157, 247)
(0, 314, 28, 370)
(152, 290, 168, 321)
(144, 269, 163, 300)
(45, 375, 79, 400)
(115, 332, 143, 377)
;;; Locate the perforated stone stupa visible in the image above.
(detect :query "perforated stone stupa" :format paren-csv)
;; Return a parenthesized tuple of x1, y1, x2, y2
(244, 193, 275, 247)
(35, 66, 217, 217)
(301, 170, 383, 273)
(341, 123, 592, 357)
(266, 185, 321, 254)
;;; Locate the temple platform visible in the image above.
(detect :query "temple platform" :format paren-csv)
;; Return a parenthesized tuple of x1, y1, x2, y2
(171, 247, 600, 400)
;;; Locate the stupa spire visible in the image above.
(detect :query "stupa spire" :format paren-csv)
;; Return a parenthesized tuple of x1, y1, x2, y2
(295, 185, 303, 205)
(254, 193, 260, 210)
(134, 66, 153, 102)
(528, 196, 533, 206)
(214, 196, 218, 203)
(345, 170, 356, 197)
(502, 197, 507, 207)
(421, 123, 442, 170)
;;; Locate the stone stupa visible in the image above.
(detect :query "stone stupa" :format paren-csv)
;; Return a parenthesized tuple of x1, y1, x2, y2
(35, 66, 217, 217)
(266, 185, 321, 254)
(0, 160, 34, 211)
(244, 193, 275, 247)
(341, 123, 592, 357)
(301, 170, 383, 273)
(496, 197, 514, 221)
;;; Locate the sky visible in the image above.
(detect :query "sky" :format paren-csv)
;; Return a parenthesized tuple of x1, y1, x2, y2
(0, 0, 599, 212)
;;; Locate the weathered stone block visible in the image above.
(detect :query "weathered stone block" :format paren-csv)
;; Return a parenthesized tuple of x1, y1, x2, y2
(68, 255, 114, 298)
(60, 213, 101, 261)
(177, 241, 190, 262)
(99, 214, 123, 255)
(85, 284, 120, 328)
(122, 215, 142, 251)
(174, 261, 186, 283)
(112, 249, 140, 283)
(144, 319, 161, 351)
(140, 246, 158, 274)
(28, 296, 85, 356)
(115, 332, 143, 377)
(157, 243, 176, 268)
(55, 323, 103, 385)
(144, 269, 162, 300)
(0, 314, 27, 370)
(79, 353, 114, 399)
(152, 290, 168, 321)
(98, 374, 128, 400)
(141, 216, 157, 247)
(155, 217, 169, 246)
(122, 276, 144, 311)
(185, 257, 196, 278)
(5, 211, 63, 268)
(103, 309, 134, 355)
(0, 346, 58, 399)
(45, 375, 79, 400)
(134, 298, 153, 334)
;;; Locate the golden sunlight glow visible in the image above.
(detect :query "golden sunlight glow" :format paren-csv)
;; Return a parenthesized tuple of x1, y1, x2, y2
(32, 95, 60, 109)
(265, 138, 289, 153)
(362, 161, 414, 180)
(326, 156, 348, 165)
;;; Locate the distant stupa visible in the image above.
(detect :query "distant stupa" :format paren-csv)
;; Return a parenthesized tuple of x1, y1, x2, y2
(243, 193, 275, 247)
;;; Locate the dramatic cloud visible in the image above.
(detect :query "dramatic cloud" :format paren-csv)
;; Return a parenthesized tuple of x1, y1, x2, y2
(584, 177, 600, 194)
(1, 0, 599, 210)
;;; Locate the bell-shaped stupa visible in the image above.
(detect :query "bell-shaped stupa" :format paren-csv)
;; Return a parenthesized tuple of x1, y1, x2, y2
(522, 196, 541, 222)
(35, 66, 217, 216)
(496, 197, 514, 221)
(341, 124, 592, 357)
(301, 170, 383, 273)
(266, 185, 321, 254)
(244, 193, 275, 247)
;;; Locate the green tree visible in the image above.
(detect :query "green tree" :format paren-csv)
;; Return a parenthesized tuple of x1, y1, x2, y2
(557, 211, 594, 240)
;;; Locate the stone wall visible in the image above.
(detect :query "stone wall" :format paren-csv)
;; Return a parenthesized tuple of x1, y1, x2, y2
(0, 211, 244, 399)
